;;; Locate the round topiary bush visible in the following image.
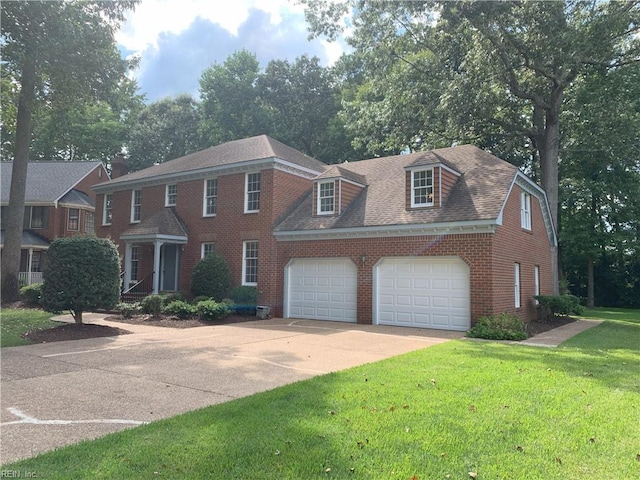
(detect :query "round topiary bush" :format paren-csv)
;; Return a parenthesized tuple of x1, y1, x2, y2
(19, 283, 43, 307)
(190, 253, 231, 301)
(41, 236, 120, 324)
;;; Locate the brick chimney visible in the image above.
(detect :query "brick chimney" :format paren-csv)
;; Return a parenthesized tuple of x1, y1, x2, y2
(111, 153, 129, 179)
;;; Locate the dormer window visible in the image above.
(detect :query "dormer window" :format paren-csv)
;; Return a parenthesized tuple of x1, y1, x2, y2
(411, 169, 434, 207)
(318, 181, 335, 215)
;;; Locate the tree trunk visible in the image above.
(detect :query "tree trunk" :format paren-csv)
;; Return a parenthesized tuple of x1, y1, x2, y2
(539, 89, 562, 296)
(72, 310, 83, 325)
(1, 54, 37, 302)
(587, 256, 595, 308)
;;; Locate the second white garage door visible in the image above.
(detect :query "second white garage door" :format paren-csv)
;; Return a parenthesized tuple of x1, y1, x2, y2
(375, 257, 470, 331)
(285, 258, 357, 322)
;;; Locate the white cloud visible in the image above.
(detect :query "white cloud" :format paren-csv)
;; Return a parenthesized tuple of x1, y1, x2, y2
(117, 0, 305, 53)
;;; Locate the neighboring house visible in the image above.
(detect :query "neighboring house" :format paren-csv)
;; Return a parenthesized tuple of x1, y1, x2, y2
(0, 161, 108, 286)
(93, 135, 556, 330)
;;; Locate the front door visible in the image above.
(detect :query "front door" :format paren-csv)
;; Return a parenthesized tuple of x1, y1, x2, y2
(160, 244, 179, 291)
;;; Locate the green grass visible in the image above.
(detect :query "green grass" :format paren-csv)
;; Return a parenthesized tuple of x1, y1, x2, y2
(579, 306, 640, 323)
(0, 308, 63, 347)
(4, 313, 639, 480)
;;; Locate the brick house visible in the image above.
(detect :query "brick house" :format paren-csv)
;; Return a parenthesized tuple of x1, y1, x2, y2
(0, 161, 108, 285)
(93, 135, 556, 330)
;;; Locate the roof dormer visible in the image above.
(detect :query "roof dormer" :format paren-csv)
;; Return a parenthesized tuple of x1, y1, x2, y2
(404, 152, 460, 209)
(313, 166, 366, 217)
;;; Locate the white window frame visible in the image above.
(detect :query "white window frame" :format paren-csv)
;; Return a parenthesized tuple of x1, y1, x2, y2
(29, 206, 46, 229)
(201, 243, 216, 259)
(521, 191, 532, 230)
(67, 208, 80, 231)
(245, 172, 260, 213)
(203, 178, 218, 217)
(534, 265, 540, 304)
(103, 193, 112, 225)
(317, 181, 335, 215)
(411, 169, 434, 207)
(514, 263, 521, 308)
(242, 240, 258, 286)
(84, 211, 95, 235)
(165, 184, 177, 207)
(131, 189, 142, 223)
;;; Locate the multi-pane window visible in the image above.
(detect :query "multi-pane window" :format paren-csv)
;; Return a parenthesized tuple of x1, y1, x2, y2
(130, 246, 140, 282)
(201, 243, 216, 259)
(245, 173, 260, 212)
(514, 263, 521, 308)
(521, 191, 532, 230)
(204, 179, 217, 216)
(103, 194, 113, 225)
(67, 208, 80, 231)
(30, 206, 47, 229)
(534, 265, 540, 305)
(411, 169, 434, 207)
(318, 181, 335, 214)
(166, 184, 177, 206)
(243, 240, 258, 285)
(84, 212, 95, 235)
(131, 189, 142, 222)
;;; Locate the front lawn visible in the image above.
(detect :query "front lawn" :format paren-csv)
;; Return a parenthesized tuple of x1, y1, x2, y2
(0, 308, 63, 347)
(580, 306, 640, 323)
(3, 312, 639, 479)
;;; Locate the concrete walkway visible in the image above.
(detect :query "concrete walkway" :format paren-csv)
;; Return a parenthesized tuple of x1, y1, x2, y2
(522, 319, 603, 347)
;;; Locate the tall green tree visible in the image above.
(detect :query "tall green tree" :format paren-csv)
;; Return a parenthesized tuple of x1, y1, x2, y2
(126, 94, 205, 172)
(303, 0, 640, 293)
(0, 0, 138, 301)
(560, 64, 640, 307)
(198, 50, 270, 146)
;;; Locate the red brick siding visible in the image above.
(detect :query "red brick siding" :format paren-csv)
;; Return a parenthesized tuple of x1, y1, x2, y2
(271, 233, 494, 324)
(492, 185, 553, 322)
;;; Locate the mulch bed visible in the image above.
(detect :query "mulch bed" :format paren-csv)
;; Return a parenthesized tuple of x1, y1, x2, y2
(525, 316, 577, 337)
(23, 323, 132, 344)
(103, 313, 258, 329)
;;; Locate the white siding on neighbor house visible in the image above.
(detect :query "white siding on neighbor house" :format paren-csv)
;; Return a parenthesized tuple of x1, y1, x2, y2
(285, 258, 357, 322)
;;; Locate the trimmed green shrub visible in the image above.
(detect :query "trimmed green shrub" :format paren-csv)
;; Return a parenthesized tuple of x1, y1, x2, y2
(192, 295, 213, 304)
(163, 300, 196, 319)
(535, 294, 584, 321)
(161, 292, 187, 304)
(196, 299, 231, 321)
(190, 253, 231, 301)
(19, 283, 42, 307)
(117, 302, 141, 319)
(41, 236, 121, 324)
(229, 285, 258, 315)
(466, 312, 527, 341)
(140, 294, 164, 317)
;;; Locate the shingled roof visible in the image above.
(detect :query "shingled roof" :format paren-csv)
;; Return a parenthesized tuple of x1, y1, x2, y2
(274, 144, 519, 233)
(120, 208, 188, 240)
(0, 161, 103, 204)
(94, 135, 327, 190)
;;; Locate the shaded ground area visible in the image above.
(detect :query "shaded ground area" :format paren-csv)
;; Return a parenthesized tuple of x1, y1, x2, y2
(20, 312, 576, 344)
(21, 314, 257, 344)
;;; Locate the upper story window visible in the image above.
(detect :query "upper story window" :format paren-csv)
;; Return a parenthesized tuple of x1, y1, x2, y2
(166, 184, 177, 207)
(131, 189, 142, 223)
(318, 181, 335, 215)
(411, 169, 434, 207)
(521, 191, 531, 230)
(245, 172, 260, 213)
(203, 179, 217, 216)
(201, 242, 216, 259)
(29, 206, 48, 229)
(67, 208, 80, 231)
(243, 240, 258, 286)
(103, 193, 113, 225)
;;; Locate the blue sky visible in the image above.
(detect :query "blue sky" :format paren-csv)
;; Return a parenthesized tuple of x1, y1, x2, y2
(116, 0, 349, 103)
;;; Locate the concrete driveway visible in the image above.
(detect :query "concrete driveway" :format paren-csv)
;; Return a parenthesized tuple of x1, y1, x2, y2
(1, 315, 461, 463)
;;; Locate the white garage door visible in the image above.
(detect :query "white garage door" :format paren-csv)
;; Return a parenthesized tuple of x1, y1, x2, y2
(285, 258, 357, 322)
(375, 257, 470, 331)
